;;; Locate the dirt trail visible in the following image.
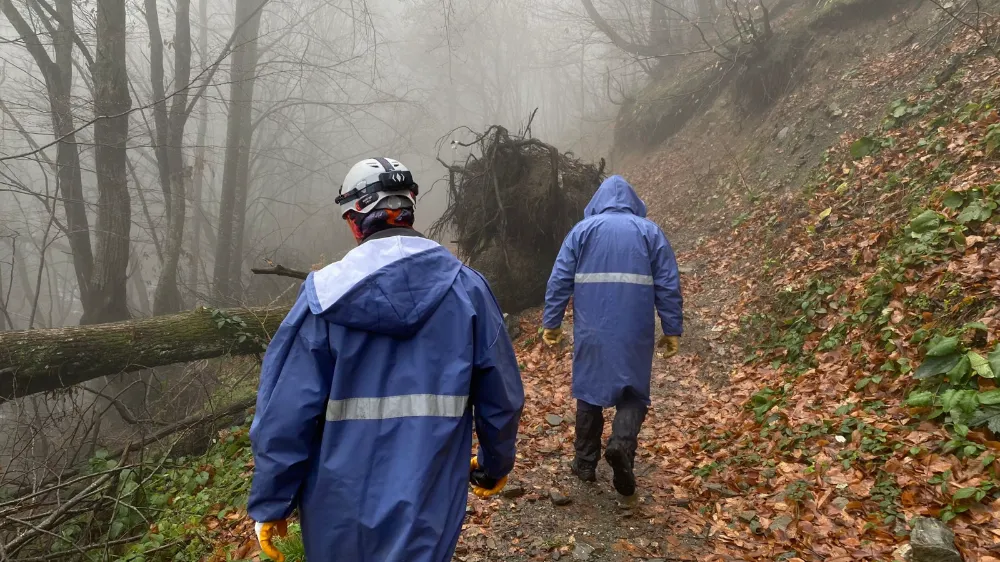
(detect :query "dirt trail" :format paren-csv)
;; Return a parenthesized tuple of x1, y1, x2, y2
(456, 247, 740, 561)
(454, 7, 961, 559)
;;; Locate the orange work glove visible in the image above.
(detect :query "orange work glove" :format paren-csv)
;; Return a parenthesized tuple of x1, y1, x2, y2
(469, 457, 508, 498)
(255, 520, 288, 562)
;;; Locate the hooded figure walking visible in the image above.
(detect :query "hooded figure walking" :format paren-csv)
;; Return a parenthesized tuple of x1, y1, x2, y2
(542, 175, 683, 497)
(247, 157, 524, 562)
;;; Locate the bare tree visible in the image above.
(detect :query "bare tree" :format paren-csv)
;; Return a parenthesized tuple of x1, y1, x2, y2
(213, 0, 267, 303)
(0, 0, 94, 317)
(187, 0, 211, 303)
(84, 0, 133, 325)
(580, 0, 771, 69)
(150, 0, 193, 315)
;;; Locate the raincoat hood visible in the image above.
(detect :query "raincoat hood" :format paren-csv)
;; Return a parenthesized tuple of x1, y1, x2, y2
(303, 236, 461, 337)
(584, 175, 647, 218)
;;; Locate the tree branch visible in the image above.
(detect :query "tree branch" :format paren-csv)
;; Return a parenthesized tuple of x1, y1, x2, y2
(32, 0, 96, 68)
(0, 0, 273, 164)
(250, 264, 309, 280)
(12, 397, 255, 499)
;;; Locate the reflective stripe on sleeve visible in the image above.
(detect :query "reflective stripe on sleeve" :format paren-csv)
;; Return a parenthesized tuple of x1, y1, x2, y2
(574, 272, 654, 285)
(326, 394, 469, 421)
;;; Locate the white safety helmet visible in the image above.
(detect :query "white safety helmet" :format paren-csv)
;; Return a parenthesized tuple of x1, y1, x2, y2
(336, 157, 418, 218)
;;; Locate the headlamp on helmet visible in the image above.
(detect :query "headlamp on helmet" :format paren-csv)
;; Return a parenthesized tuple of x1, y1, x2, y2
(337, 158, 418, 217)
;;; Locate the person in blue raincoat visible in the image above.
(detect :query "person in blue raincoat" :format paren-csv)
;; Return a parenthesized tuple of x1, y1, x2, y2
(248, 157, 524, 562)
(542, 174, 682, 497)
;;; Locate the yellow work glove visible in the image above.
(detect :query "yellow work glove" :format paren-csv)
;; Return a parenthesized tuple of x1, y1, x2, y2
(542, 327, 563, 346)
(255, 520, 288, 562)
(469, 457, 508, 498)
(658, 335, 679, 358)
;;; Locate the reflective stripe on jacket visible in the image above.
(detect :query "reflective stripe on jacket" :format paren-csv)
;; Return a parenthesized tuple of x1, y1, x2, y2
(248, 232, 524, 562)
(544, 175, 683, 407)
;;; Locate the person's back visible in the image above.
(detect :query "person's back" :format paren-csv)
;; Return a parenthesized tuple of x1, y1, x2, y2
(543, 175, 682, 496)
(570, 210, 663, 403)
(248, 158, 524, 562)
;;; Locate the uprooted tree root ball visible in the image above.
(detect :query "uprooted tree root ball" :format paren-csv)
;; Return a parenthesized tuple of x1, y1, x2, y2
(429, 123, 605, 313)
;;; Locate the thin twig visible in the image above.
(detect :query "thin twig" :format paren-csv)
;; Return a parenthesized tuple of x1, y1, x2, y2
(12, 534, 145, 562)
(3, 473, 113, 553)
(12, 398, 255, 498)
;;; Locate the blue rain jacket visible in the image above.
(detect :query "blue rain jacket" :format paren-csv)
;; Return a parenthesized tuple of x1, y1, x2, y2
(543, 176, 683, 407)
(248, 231, 524, 562)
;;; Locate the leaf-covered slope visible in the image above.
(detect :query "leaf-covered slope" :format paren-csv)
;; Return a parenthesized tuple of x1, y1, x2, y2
(657, 46, 1000, 559)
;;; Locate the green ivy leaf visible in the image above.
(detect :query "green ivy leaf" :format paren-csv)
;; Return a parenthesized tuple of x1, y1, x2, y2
(913, 353, 962, 380)
(850, 136, 878, 159)
(969, 405, 1000, 432)
(957, 198, 995, 224)
(927, 335, 961, 357)
(987, 344, 1000, 378)
(969, 351, 995, 378)
(941, 389, 978, 419)
(953, 487, 980, 500)
(943, 191, 965, 209)
(110, 520, 125, 539)
(906, 390, 935, 407)
(909, 210, 942, 235)
(979, 390, 1000, 405)
(962, 321, 989, 333)
(947, 355, 973, 385)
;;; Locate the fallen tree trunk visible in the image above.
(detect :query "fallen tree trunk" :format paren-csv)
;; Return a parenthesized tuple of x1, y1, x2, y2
(0, 305, 290, 403)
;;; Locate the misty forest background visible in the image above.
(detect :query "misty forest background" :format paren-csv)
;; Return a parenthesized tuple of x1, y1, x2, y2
(4, 0, 1000, 560)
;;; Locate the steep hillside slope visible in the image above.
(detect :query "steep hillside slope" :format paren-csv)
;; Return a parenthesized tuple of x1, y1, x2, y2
(586, 2, 1000, 559)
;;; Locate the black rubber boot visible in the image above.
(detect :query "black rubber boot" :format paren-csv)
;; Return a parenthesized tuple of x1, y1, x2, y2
(571, 459, 597, 482)
(605, 391, 648, 497)
(604, 445, 636, 496)
(573, 400, 603, 483)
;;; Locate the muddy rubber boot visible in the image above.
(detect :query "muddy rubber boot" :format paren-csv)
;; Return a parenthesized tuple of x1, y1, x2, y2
(571, 459, 597, 482)
(604, 445, 636, 497)
(573, 400, 603, 483)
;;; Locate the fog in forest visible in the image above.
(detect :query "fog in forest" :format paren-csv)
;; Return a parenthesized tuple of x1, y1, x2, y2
(0, 0, 683, 496)
(5, 0, 994, 558)
(0, 0, 647, 328)
(0, 0, 813, 557)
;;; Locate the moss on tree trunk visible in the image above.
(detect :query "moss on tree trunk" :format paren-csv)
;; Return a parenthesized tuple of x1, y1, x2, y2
(0, 305, 290, 403)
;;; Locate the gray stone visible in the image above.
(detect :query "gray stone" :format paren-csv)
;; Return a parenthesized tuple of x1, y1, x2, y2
(550, 489, 572, 506)
(572, 543, 595, 561)
(501, 485, 526, 499)
(503, 313, 521, 340)
(778, 126, 791, 140)
(909, 517, 962, 562)
(546, 414, 563, 426)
